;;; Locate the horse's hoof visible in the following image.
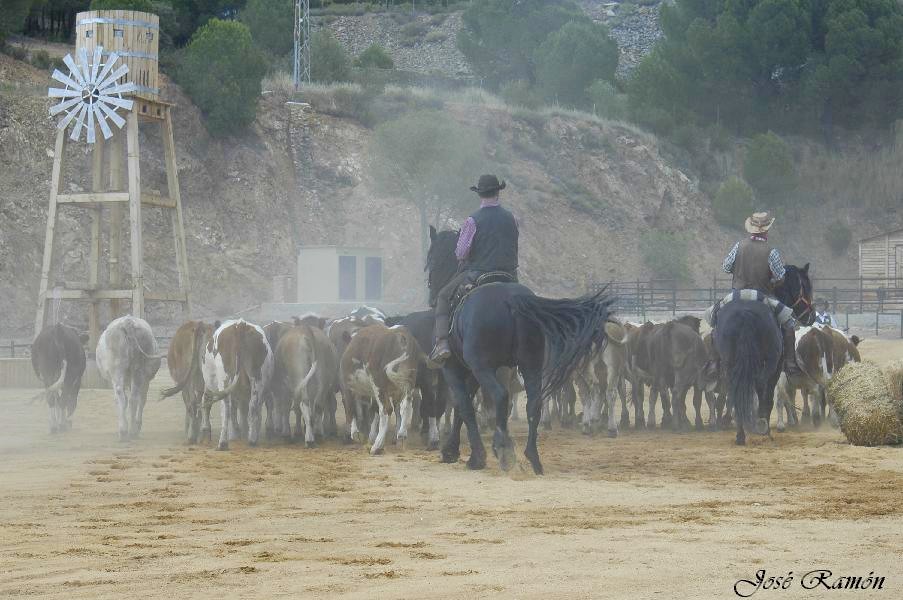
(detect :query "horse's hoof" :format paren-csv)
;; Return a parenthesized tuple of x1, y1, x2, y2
(370, 447, 385, 456)
(440, 452, 459, 464)
(466, 454, 486, 470)
(217, 442, 229, 451)
(606, 428, 618, 438)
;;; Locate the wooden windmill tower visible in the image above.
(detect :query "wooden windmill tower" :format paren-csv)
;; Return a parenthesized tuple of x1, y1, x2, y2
(35, 9, 191, 346)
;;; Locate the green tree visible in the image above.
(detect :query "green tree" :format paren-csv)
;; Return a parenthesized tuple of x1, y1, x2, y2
(89, 0, 154, 10)
(177, 18, 266, 136)
(586, 80, 627, 120)
(310, 30, 351, 83)
(713, 176, 756, 229)
(240, 0, 292, 56)
(0, 0, 35, 44)
(743, 132, 796, 205)
(533, 20, 618, 107)
(354, 44, 394, 69)
(369, 111, 487, 259)
(457, 0, 587, 88)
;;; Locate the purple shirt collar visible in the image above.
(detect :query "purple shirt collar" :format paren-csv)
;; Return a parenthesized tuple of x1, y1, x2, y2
(480, 197, 501, 208)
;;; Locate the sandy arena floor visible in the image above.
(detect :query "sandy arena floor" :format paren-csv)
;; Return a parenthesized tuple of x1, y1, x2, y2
(1, 339, 902, 599)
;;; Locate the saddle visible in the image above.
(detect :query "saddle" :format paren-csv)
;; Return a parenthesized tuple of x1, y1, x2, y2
(449, 271, 517, 331)
(705, 289, 796, 329)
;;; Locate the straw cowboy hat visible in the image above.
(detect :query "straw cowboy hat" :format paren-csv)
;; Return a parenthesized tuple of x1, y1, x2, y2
(745, 211, 775, 234)
(470, 174, 506, 195)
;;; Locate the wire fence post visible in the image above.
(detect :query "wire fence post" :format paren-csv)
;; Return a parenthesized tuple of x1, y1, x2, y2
(672, 287, 677, 316)
(832, 286, 838, 314)
(9, 340, 14, 358)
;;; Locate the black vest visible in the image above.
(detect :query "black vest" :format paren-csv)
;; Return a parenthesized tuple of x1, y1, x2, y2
(465, 205, 519, 274)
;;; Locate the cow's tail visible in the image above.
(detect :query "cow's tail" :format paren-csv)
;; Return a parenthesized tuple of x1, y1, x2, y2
(293, 361, 318, 407)
(509, 289, 615, 400)
(160, 325, 205, 400)
(47, 359, 68, 394)
(124, 319, 163, 360)
(205, 327, 243, 404)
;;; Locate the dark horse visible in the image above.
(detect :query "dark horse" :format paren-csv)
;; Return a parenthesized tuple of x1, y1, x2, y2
(427, 227, 614, 475)
(713, 264, 815, 445)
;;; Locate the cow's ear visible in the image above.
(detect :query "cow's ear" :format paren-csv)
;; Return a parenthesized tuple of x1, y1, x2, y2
(429, 225, 437, 241)
(851, 335, 861, 346)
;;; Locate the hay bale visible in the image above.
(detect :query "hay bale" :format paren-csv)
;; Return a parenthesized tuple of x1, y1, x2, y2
(827, 361, 903, 446)
(883, 360, 903, 409)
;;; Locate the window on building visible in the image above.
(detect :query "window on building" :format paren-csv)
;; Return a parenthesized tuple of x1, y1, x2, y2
(365, 256, 383, 300)
(339, 255, 357, 300)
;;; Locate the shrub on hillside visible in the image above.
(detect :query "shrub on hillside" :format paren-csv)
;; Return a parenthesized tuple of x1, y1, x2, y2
(30, 49, 51, 70)
(0, 0, 31, 45)
(499, 79, 540, 109)
(825, 221, 853, 256)
(640, 231, 691, 282)
(354, 44, 394, 69)
(241, 0, 294, 57)
(743, 132, 796, 205)
(400, 21, 428, 47)
(534, 20, 618, 108)
(311, 30, 352, 83)
(424, 30, 448, 43)
(586, 80, 627, 120)
(713, 176, 756, 229)
(178, 19, 267, 137)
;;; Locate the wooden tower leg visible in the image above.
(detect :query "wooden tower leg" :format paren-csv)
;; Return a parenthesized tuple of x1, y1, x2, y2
(34, 128, 66, 337)
(126, 107, 144, 318)
(162, 106, 192, 318)
(88, 136, 104, 348)
(109, 131, 123, 318)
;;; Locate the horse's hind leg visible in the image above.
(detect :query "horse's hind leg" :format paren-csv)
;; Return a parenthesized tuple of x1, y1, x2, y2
(441, 361, 479, 466)
(473, 368, 515, 472)
(522, 370, 544, 475)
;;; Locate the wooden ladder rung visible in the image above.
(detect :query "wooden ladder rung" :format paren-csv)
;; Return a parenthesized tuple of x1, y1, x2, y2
(141, 193, 175, 208)
(56, 192, 129, 204)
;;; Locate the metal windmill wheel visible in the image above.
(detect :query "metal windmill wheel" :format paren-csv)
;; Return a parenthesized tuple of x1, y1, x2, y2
(47, 46, 137, 144)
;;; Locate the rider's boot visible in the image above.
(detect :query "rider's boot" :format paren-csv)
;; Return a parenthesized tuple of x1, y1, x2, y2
(782, 325, 801, 375)
(430, 315, 452, 363)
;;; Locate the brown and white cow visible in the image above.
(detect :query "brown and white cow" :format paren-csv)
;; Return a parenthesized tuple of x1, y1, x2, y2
(96, 316, 162, 441)
(160, 320, 214, 444)
(201, 319, 273, 450)
(31, 323, 87, 433)
(339, 324, 423, 454)
(775, 325, 834, 431)
(579, 320, 631, 436)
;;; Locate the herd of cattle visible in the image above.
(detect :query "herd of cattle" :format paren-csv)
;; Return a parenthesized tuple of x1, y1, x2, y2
(29, 306, 863, 455)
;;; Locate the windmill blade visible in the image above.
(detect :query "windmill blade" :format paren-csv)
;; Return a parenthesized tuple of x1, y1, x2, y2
(69, 104, 89, 141)
(49, 95, 83, 116)
(93, 51, 119, 88)
(89, 46, 103, 84)
(62, 54, 86, 87)
(99, 82, 137, 96)
(86, 105, 96, 144)
(93, 104, 114, 140)
(96, 64, 129, 91)
(51, 68, 83, 91)
(48, 87, 81, 99)
(97, 95, 134, 111)
(57, 105, 82, 131)
(97, 100, 126, 129)
(78, 48, 90, 84)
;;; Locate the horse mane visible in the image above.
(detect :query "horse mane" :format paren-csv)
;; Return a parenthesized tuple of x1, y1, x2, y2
(425, 229, 458, 273)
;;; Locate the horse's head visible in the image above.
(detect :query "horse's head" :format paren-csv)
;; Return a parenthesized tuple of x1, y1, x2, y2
(426, 225, 460, 306)
(779, 263, 816, 326)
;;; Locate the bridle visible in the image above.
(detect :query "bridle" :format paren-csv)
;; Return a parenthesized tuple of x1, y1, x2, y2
(787, 271, 814, 323)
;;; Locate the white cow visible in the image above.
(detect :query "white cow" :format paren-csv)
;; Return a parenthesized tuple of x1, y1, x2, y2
(96, 316, 162, 441)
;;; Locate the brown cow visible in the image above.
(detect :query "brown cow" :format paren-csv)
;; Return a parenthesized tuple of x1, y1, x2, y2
(161, 320, 214, 443)
(201, 319, 274, 450)
(823, 326, 861, 372)
(264, 320, 296, 440)
(646, 316, 709, 431)
(775, 325, 834, 431)
(339, 324, 423, 454)
(329, 311, 386, 442)
(275, 325, 319, 446)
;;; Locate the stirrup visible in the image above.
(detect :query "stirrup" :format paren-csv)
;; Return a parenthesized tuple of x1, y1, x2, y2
(430, 340, 451, 363)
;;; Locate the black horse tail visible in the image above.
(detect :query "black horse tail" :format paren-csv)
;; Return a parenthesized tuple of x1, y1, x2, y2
(726, 308, 761, 433)
(510, 289, 615, 400)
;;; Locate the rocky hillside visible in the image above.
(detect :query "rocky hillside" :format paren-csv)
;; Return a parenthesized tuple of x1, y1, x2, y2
(317, 1, 663, 79)
(0, 51, 885, 339)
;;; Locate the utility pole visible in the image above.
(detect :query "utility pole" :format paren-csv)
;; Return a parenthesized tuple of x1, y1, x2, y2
(293, 0, 311, 90)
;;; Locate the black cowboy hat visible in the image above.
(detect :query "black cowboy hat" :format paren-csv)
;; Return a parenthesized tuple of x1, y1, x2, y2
(470, 174, 506, 194)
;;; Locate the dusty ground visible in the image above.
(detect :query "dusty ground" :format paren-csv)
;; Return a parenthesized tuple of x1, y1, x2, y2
(2, 341, 903, 598)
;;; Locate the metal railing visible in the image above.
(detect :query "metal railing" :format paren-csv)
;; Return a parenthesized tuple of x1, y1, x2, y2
(1, 336, 172, 359)
(587, 276, 903, 337)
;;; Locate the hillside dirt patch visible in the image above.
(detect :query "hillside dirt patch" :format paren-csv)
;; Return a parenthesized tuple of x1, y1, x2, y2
(2, 343, 903, 598)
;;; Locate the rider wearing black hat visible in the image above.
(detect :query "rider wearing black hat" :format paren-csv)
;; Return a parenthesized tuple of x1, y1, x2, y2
(430, 175, 519, 363)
